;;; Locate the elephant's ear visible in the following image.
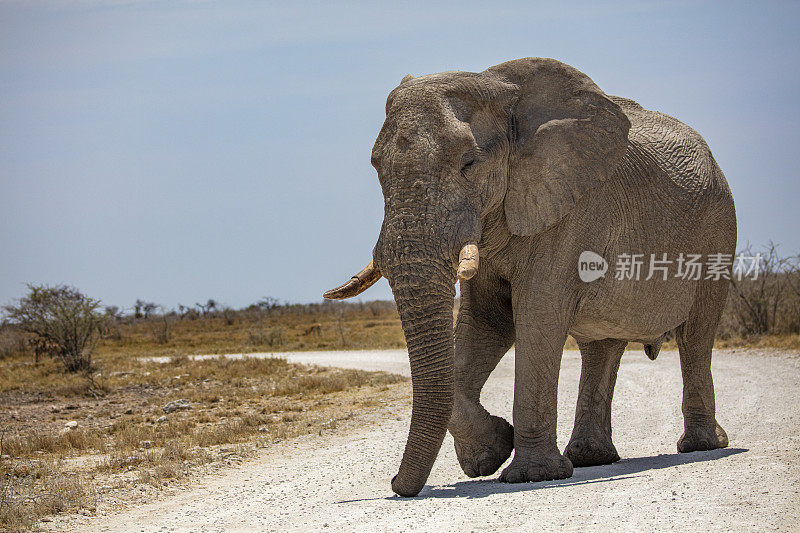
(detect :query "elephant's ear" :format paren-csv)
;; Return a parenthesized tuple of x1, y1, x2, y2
(488, 58, 630, 236)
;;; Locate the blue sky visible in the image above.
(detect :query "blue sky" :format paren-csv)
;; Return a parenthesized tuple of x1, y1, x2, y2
(1, 1, 798, 310)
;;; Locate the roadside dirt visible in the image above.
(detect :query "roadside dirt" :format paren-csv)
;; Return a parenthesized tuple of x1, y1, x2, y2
(44, 348, 800, 532)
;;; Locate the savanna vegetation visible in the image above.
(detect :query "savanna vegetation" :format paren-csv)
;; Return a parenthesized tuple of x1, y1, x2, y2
(717, 244, 800, 347)
(0, 289, 409, 530)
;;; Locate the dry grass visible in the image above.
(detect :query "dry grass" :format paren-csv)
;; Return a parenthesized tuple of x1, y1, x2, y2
(0, 450, 92, 532)
(0, 351, 407, 530)
(95, 303, 405, 360)
(713, 333, 800, 351)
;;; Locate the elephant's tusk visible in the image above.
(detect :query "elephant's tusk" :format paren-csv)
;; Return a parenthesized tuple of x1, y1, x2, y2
(323, 261, 382, 300)
(457, 243, 479, 281)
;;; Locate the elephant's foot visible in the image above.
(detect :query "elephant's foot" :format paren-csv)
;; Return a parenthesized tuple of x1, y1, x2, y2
(564, 432, 620, 467)
(678, 422, 729, 453)
(498, 448, 573, 483)
(453, 415, 514, 478)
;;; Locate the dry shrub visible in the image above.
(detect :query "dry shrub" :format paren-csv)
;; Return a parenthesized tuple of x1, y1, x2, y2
(148, 312, 171, 344)
(2, 284, 106, 372)
(247, 327, 284, 348)
(720, 244, 800, 338)
(0, 326, 27, 360)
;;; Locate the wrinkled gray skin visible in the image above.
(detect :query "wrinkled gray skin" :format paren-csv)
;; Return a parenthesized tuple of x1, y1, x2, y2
(329, 58, 735, 497)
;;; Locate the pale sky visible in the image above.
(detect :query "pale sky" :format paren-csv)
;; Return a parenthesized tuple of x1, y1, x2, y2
(1, 1, 798, 310)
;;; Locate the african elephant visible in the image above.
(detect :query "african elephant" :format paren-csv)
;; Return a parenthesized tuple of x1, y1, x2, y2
(324, 58, 735, 497)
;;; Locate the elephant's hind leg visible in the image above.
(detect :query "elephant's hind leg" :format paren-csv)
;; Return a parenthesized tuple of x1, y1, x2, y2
(449, 272, 515, 478)
(564, 338, 626, 467)
(675, 279, 729, 453)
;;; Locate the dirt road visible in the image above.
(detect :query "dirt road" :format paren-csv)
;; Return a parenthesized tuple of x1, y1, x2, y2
(68, 348, 799, 532)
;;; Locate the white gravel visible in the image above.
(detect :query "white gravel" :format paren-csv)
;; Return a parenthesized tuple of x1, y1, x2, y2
(73, 348, 799, 532)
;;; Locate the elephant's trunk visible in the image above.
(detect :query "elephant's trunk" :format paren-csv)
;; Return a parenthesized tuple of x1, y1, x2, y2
(388, 261, 456, 497)
(322, 204, 479, 497)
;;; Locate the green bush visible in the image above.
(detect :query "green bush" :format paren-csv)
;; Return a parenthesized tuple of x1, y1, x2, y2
(3, 284, 106, 372)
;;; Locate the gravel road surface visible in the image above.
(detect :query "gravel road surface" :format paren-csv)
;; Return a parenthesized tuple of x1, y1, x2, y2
(72, 348, 799, 532)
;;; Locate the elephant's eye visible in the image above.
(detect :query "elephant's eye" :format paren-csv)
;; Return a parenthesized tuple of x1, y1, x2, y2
(460, 158, 476, 176)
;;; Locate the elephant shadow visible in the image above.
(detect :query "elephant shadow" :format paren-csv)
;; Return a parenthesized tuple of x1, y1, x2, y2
(411, 447, 748, 500)
(335, 448, 747, 502)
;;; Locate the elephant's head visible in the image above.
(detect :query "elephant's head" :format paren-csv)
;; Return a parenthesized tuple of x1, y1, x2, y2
(324, 58, 630, 496)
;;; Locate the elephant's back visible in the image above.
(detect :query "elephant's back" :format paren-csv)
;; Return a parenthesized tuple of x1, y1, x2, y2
(601, 95, 736, 256)
(608, 95, 732, 204)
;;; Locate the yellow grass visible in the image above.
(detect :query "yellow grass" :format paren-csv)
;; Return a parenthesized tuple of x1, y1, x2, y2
(97, 305, 405, 359)
(0, 349, 408, 530)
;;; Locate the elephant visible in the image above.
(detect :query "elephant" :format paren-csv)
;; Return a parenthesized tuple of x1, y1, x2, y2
(324, 58, 735, 497)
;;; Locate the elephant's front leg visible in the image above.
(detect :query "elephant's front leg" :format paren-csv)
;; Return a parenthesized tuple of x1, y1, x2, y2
(449, 273, 515, 478)
(564, 339, 626, 467)
(500, 311, 573, 483)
